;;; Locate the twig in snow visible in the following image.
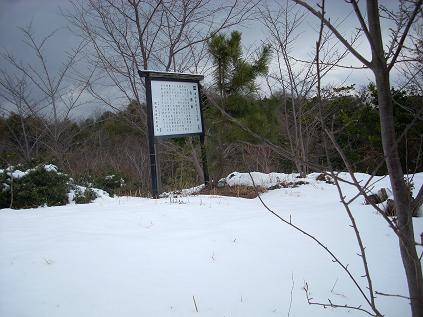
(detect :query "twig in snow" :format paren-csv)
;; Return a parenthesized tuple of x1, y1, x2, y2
(330, 278, 338, 293)
(330, 278, 346, 298)
(303, 282, 376, 316)
(247, 172, 377, 314)
(288, 272, 295, 317)
(192, 295, 198, 312)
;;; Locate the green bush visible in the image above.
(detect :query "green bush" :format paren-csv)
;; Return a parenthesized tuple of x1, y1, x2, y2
(73, 187, 97, 204)
(0, 165, 70, 209)
(0, 170, 11, 208)
(95, 174, 125, 197)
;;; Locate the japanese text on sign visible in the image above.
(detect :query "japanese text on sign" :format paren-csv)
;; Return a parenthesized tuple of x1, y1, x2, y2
(151, 80, 202, 136)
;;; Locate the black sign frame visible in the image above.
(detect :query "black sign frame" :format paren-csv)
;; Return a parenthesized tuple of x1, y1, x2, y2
(138, 70, 209, 198)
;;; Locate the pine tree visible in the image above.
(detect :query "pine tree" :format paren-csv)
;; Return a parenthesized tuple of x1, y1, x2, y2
(208, 31, 271, 98)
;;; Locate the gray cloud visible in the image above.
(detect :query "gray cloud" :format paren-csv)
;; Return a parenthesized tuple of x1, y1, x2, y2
(0, 0, 411, 118)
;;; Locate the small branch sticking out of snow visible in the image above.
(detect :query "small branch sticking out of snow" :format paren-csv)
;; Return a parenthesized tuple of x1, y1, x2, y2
(288, 272, 295, 317)
(192, 295, 198, 312)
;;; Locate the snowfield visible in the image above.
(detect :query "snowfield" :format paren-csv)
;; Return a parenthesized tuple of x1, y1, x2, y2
(1, 172, 422, 317)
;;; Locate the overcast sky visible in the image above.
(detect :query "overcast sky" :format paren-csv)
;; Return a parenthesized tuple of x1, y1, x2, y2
(0, 0, 406, 117)
(0, 0, 77, 66)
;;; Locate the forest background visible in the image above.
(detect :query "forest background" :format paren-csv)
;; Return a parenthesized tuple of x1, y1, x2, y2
(0, 0, 421, 196)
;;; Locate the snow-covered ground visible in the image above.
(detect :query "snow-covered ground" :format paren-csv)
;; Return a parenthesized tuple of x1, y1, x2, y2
(1, 172, 422, 317)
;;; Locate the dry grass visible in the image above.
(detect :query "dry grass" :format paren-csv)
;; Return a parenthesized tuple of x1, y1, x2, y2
(197, 185, 267, 199)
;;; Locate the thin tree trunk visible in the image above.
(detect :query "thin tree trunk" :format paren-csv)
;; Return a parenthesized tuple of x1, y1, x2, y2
(375, 69, 423, 317)
(367, 1, 423, 315)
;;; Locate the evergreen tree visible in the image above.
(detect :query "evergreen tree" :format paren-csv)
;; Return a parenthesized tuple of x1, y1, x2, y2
(208, 31, 271, 98)
(206, 31, 277, 178)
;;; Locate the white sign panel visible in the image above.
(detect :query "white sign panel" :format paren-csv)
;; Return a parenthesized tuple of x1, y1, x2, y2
(151, 80, 203, 136)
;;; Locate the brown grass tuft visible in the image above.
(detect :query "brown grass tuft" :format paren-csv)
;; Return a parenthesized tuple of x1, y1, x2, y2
(197, 185, 266, 199)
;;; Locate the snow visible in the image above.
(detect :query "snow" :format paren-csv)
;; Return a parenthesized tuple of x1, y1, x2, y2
(44, 164, 58, 173)
(1, 172, 422, 317)
(67, 185, 111, 204)
(1, 165, 33, 179)
(161, 184, 205, 198)
(1, 164, 60, 179)
(224, 171, 302, 188)
(9, 169, 29, 179)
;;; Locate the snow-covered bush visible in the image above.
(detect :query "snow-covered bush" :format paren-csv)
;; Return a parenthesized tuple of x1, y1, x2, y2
(72, 186, 98, 204)
(0, 170, 11, 208)
(95, 174, 125, 197)
(0, 165, 69, 209)
(0, 164, 103, 209)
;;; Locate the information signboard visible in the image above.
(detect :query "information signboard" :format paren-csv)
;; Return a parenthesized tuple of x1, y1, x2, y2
(151, 80, 202, 137)
(138, 70, 209, 198)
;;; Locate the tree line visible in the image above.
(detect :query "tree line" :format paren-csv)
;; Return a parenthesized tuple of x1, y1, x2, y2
(1, 75, 421, 193)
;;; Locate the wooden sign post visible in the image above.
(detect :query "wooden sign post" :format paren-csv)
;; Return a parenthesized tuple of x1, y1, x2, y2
(138, 70, 209, 198)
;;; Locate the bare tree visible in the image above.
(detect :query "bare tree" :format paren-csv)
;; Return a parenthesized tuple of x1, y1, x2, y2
(199, 1, 422, 315)
(392, 10, 423, 94)
(66, 0, 258, 113)
(0, 73, 39, 161)
(0, 26, 90, 166)
(65, 0, 258, 188)
(290, 0, 423, 315)
(260, 1, 353, 176)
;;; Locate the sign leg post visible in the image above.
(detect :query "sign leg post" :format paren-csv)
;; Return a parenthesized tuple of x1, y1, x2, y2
(154, 142, 162, 194)
(144, 75, 160, 198)
(200, 134, 209, 186)
(149, 143, 159, 198)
